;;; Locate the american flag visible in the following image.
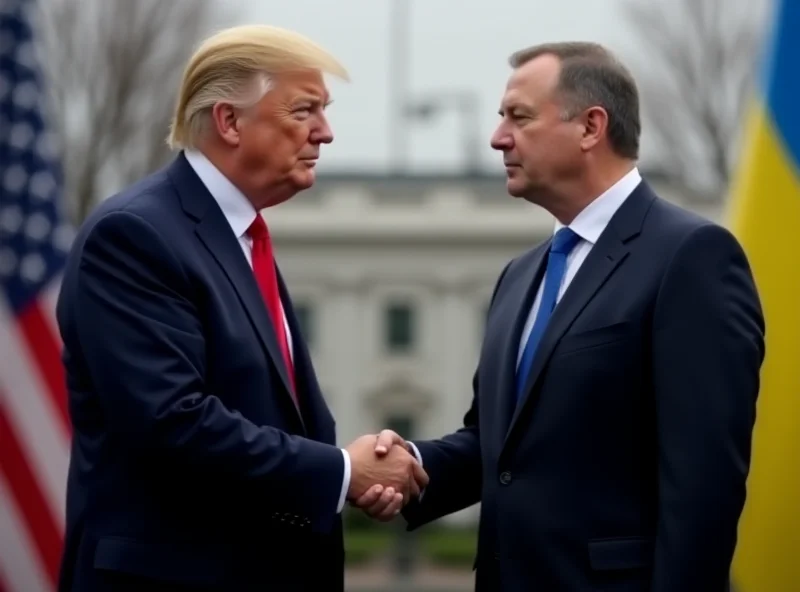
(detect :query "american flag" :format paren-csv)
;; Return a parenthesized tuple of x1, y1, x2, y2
(0, 0, 72, 590)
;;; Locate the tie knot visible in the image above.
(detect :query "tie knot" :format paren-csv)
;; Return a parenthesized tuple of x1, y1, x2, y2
(550, 227, 580, 254)
(247, 214, 269, 240)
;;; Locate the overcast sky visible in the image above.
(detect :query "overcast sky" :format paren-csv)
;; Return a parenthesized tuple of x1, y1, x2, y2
(226, 0, 653, 174)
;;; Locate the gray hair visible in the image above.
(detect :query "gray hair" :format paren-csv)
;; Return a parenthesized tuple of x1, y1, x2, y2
(509, 41, 640, 159)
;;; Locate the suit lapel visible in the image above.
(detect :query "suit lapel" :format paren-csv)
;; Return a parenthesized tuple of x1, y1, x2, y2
(168, 153, 304, 429)
(503, 182, 657, 448)
(493, 243, 549, 439)
(276, 270, 335, 442)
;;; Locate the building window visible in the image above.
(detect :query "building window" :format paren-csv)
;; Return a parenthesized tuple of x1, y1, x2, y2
(384, 301, 415, 353)
(294, 301, 315, 347)
(385, 413, 416, 440)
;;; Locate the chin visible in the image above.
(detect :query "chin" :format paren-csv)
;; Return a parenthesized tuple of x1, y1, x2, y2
(505, 179, 528, 198)
(291, 170, 316, 191)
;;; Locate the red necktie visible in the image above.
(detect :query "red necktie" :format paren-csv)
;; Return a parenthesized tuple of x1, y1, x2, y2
(247, 215, 297, 404)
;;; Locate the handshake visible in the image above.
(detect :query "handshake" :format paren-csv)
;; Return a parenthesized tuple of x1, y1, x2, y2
(344, 430, 429, 521)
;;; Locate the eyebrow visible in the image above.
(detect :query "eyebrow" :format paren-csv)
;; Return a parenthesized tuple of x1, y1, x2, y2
(499, 103, 533, 116)
(295, 95, 332, 108)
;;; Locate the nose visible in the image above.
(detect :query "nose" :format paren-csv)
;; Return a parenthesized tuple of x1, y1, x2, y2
(490, 124, 513, 151)
(310, 114, 334, 145)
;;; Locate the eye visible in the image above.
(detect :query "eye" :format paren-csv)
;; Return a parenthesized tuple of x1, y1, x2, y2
(293, 107, 311, 119)
(509, 112, 533, 127)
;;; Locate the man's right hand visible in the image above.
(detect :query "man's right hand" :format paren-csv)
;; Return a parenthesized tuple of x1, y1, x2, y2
(345, 434, 428, 504)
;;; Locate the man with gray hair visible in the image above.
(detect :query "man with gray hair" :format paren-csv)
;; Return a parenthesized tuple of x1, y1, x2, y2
(56, 25, 426, 592)
(358, 41, 765, 591)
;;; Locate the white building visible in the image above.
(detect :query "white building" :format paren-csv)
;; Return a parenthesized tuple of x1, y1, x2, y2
(269, 171, 722, 523)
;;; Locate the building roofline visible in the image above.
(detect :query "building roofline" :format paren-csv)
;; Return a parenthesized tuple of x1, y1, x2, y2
(306, 167, 717, 203)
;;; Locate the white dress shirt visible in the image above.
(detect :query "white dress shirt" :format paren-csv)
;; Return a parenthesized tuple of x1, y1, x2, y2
(516, 167, 642, 365)
(184, 150, 351, 514)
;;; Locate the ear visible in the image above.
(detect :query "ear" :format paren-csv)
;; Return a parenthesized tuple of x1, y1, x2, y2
(579, 106, 608, 152)
(210, 102, 242, 147)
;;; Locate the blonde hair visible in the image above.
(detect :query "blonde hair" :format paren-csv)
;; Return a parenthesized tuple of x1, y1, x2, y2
(167, 25, 350, 150)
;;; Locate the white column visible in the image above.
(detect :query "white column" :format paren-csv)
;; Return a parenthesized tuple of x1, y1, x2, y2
(434, 282, 482, 525)
(323, 279, 367, 446)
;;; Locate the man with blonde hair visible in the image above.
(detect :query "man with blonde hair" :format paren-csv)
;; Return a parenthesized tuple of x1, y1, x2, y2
(56, 25, 427, 592)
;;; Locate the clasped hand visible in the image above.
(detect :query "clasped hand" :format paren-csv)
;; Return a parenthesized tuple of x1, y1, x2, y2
(345, 430, 428, 521)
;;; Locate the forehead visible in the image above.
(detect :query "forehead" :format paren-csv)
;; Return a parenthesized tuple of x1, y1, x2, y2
(501, 54, 561, 108)
(273, 69, 329, 101)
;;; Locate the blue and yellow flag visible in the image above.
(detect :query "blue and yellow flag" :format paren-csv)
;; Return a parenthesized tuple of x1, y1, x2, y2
(727, 0, 800, 589)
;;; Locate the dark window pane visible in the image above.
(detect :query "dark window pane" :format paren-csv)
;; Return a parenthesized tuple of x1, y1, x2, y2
(385, 302, 414, 352)
(385, 414, 415, 439)
(294, 302, 315, 346)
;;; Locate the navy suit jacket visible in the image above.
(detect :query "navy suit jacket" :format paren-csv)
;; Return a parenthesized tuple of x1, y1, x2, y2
(404, 181, 765, 592)
(56, 153, 346, 592)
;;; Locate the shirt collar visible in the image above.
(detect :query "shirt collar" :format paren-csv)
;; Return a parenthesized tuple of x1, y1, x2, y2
(554, 167, 642, 244)
(184, 149, 258, 239)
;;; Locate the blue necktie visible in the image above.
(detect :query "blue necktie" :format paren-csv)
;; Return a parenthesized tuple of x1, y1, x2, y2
(516, 227, 581, 401)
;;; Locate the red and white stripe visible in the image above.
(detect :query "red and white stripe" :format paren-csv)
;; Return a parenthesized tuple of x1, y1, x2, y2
(0, 277, 69, 591)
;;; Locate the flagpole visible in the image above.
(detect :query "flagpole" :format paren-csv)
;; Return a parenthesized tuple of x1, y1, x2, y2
(388, 0, 411, 173)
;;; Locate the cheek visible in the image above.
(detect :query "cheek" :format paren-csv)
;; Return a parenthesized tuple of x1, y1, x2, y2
(554, 128, 583, 160)
(240, 121, 274, 154)
(526, 128, 570, 160)
(237, 123, 289, 175)
(514, 131, 541, 163)
(261, 125, 306, 165)
(272, 122, 312, 163)
(291, 123, 313, 149)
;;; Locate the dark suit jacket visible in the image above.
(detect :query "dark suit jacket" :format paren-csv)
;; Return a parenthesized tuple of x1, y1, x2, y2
(404, 181, 765, 592)
(56, 153, 346, 592)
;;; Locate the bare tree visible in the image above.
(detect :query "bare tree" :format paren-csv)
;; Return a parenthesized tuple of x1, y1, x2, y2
(623, 0, 771, 198)
(34, 0, 232, 223)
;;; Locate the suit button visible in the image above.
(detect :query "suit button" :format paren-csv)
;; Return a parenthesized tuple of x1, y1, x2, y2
(499, 471, 511, 485)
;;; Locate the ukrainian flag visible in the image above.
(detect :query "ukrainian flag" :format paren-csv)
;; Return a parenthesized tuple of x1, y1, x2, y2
(727, 0, 800, 589)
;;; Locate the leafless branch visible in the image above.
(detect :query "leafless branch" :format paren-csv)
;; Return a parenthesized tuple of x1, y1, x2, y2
(623, 0, 771, 198)
(33, 0, 231, 223)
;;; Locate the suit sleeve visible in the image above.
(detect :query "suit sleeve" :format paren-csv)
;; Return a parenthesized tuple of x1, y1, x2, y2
(69, 210, 344, 533)
(650, 223, 765, 590)
(403, 260, 512, 530)
(403, 385, 481, 529)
